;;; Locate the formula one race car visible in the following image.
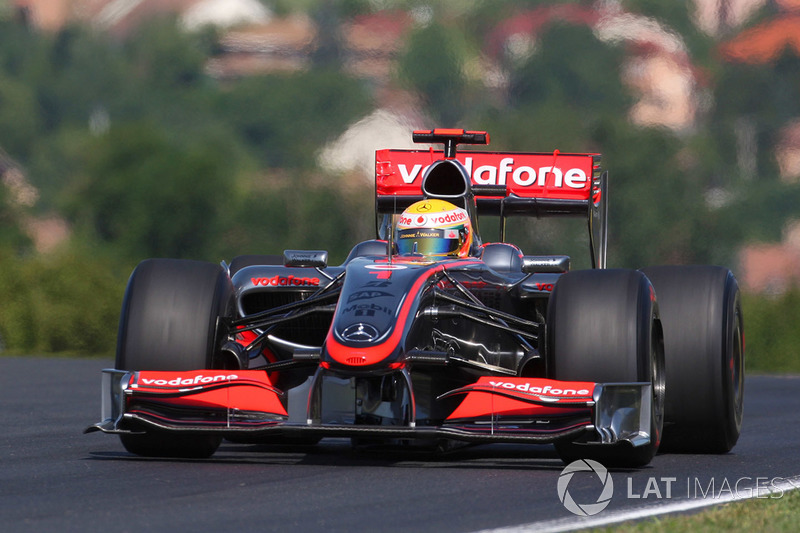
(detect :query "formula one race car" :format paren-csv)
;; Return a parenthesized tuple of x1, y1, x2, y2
(87, 129, 744, 467)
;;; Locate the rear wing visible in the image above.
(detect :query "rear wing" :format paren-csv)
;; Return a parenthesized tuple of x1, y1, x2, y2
(376, 149, 601, 213)
(374, 144, 608, 268)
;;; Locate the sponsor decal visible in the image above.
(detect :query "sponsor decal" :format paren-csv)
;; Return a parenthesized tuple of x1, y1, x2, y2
(457, 280, 488, 289)
(397, 156, 588, 189)
(347, 290, 392, 303)
(398, 210, 467, 228)
(427, 210, 467, 225)
(363, 280, 392, 288)
(341, 303, 393, 316)
(288, 252, 321, 262)
(251, 275, 320, 287)
(534, 282, 554, 292)
(398, 230, 441, 240)
(139, 374, 240, 387)
(341, 323, 380, 343)
(398, 163, 424, 184)
(488, 380, 591, 396)
(364, 264, 407, 271)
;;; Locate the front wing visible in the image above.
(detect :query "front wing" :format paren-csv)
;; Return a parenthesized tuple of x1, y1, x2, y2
(86, 369, 652, 448)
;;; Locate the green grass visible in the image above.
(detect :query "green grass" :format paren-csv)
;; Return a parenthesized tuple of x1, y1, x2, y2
(742, 290, 800, 374)
(589, 488, 800, 532)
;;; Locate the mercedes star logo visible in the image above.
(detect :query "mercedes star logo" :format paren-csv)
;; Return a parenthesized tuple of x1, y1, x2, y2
(341, 323, 380, 343)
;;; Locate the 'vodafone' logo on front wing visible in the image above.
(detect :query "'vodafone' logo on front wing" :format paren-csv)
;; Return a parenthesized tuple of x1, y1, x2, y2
(137, 374, 240, 387)
(488, 380, 591, 396)
(398, 156, 588, 189)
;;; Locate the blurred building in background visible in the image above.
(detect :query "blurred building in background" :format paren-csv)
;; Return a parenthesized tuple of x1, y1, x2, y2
(739, 221, 800, 294)
(8, 0, 777, 134)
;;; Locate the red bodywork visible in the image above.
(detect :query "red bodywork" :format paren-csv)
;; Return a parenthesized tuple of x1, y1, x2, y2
(375, 149, 598, 201)
(125, 370, 287, 428)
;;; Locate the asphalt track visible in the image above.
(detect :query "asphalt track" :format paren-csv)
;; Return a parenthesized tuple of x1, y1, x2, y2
(2, 356, 799, 533)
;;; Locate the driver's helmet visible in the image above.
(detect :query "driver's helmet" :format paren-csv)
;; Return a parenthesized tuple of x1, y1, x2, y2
(395, 199, 472, 258)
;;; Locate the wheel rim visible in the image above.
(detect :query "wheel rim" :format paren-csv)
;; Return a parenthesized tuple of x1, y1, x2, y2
(731, 307, 745, 426)
(651, 322, 666, 445)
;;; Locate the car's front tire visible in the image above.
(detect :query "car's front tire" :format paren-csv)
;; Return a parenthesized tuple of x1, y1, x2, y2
(546, 269, 665, 467)
(116, 258, 234, 458)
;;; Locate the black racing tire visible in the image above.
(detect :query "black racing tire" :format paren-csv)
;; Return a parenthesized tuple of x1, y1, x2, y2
(546, 269, 665, 468)
(116, 258, 235, 458)
(640, 265, 744, 453)
(119, 431, 223, 459)
(229, 254, 283, 276)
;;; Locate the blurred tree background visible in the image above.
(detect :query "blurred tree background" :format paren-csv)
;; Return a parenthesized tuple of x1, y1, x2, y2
(0, 0, 797, 364)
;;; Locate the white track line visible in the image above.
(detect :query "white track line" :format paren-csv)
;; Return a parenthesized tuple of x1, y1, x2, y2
(475, 474, 800, 533)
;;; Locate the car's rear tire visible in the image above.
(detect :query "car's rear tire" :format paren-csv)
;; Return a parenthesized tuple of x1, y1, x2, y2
(116, 258, 234, 458)
(640, 266, 744, 453)
(547, 269, 665, 467)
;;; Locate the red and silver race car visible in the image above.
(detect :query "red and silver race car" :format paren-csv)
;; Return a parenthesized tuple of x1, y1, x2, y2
(87, 129, 744, 467)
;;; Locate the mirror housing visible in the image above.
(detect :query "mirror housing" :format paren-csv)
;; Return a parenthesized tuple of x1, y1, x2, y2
(521, 255, 570, 274)
(283, 250, 328, 268)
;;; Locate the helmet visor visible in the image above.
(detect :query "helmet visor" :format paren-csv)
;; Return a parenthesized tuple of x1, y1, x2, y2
(396, 227, 465, 257)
